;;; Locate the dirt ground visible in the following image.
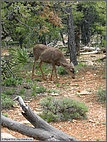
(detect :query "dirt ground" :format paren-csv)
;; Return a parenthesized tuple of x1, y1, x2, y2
(1, 53, 106, 141)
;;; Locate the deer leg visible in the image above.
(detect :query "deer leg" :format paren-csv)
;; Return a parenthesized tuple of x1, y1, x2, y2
(32, 60, 36, 79)
(54, 65, 57, 79)
(39, 61, 46, 80)
(50, 64, 57, 81)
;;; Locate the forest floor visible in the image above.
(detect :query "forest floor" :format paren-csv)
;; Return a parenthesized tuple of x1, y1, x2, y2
(1, 51, 106, 141)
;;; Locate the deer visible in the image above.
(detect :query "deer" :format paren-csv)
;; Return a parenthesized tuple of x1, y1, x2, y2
(32, 44, 75, 80)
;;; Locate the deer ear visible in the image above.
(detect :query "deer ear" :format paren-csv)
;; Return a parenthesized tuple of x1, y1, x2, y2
(70, 62, 74, 68)
(62, 63, 67, 67)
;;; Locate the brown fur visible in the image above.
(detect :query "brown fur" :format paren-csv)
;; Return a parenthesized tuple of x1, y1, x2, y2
(32, 44, 75, 80)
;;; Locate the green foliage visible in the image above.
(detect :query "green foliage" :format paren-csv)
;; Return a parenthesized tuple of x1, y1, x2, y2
(77, 93, 81, 97)
(2, 77, 18, 87)
(19, 89, 25, 94)
(1, 93, 15, 109)
(96, 87, 106, 103)
(36, 86, 47, 93)
(102, 76, 106, 79)
(34, 78, 42, 82)
(31, 91, 36, 96)
(9, 47, 28, 65)
(2, 113, 8, 117)
(2, 77, 23, 87)
(47, 89, 60, 94)
(58, 66, 68, 75)
(56, 83, 60, 88)
(1, 1, 106, 50)
(1, 1, 63, 47)
(40, 96, 88, 122)
(25, 79, 33, 83)
(97, 58, 101, 62)
(17, 77, 23, 85)
(4, 88, 15, 95)
(32, 85, 37, 91)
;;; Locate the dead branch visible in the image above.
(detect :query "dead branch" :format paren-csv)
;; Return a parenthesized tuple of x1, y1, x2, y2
(80, 50, 101, 55)
(1, 96, 78, 141)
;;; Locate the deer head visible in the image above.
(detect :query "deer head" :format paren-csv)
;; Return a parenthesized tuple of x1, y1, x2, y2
(62, 62, 75, 79)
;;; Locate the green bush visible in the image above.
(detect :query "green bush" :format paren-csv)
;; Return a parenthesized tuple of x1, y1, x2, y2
(5, 88, 15, 95)
(2, 77, 23, 87)
(25, 79, 33, 83)
(19, 89, 25, 94)
(2, 77, 17, 86)
(31, 91, 36, 96)
(9, 47, 28, 65)
(16, 77, 23, 85)
(96, 87, 106, 103)
(102, 76, 106, 79)
(32, 85, 37, 91)
(40, 96, 88, 122)
(36, 86, 47, 93)
(1, 93, 15, 109)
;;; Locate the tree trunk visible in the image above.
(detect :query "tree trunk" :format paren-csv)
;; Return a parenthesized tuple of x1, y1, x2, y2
(1, 96, 78, 141)
(66, 5, 78, 65)
(75, 26, 80, 56)
(60, 30, 65, 46)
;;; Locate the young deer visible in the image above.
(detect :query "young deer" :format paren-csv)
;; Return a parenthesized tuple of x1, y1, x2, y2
(32, 44, 75, 80)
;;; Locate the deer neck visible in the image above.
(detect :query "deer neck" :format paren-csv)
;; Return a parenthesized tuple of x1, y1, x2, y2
(59, 58, 68, 67)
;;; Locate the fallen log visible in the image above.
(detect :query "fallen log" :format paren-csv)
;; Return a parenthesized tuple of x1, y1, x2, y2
(80, 50, 101, 55)
(1, 96, 78, 141)
(81, 46, 106, 53)
(81, 46, 100, 52)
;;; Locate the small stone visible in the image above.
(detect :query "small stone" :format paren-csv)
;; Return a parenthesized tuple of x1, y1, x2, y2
(24, 101, 31, 103)
(78, 90, 91, 95)
(89, 119, 95, 123)
(18, 113, 22, 115)
(50, 93, 60, 96)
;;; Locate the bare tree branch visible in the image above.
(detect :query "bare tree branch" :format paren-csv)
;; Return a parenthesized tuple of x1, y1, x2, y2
(1, 96, 78, 141)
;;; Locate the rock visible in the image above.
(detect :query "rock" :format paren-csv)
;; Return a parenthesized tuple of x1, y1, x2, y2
(1, 133, 16, 138)
(50, 93, 60, 96)
(24, 101, 31, 103)
(78, 90, 91, 95)
(89, 119, 95, 123)
(18, 113, 22, 115)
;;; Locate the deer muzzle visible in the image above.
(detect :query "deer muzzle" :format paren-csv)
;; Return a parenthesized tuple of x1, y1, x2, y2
(72, 74, 75, 79)
(72, 69, 75, 79)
